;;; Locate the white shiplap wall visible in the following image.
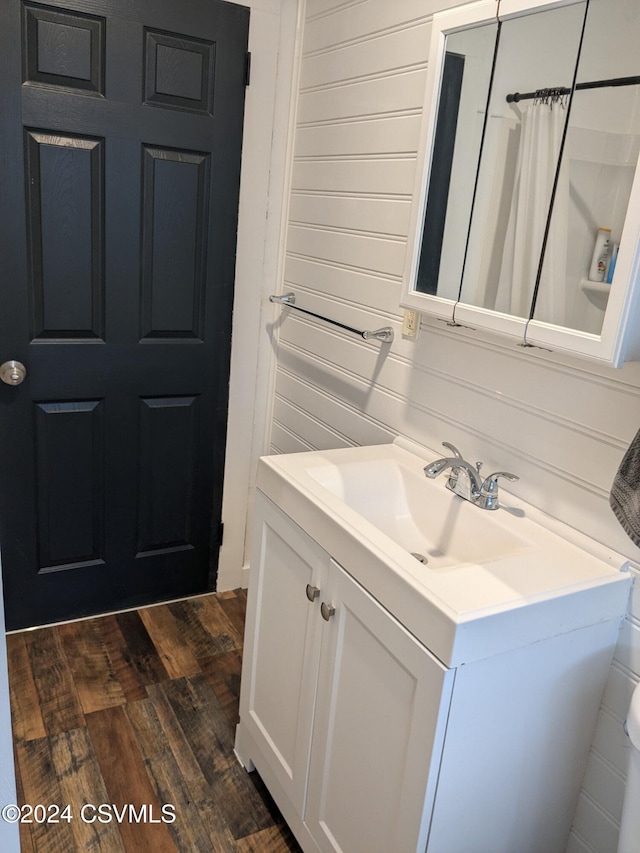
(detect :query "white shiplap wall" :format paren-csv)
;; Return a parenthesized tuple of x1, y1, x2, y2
(268, 1, 640, 850)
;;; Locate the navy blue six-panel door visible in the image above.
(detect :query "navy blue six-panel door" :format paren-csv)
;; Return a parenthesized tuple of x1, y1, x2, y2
(0, 0, 249, 629)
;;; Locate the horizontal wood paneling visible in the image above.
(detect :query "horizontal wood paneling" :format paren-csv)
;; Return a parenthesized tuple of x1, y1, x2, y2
(580, 752, 626, 824)
(303, 0, 456, 54)
(300, 23, 430, 90)
(305, 0, 366, 22)
(294, 114, 422, 157)
(270, 3, 640, 851)
(272, 395, 357, 450)
(291, 157, 416, 195)
(565, 833, 595, 853)
(270, 421, 317, 455)
(611, 618, 640, 677)
(274, 366, 395, 446)
(286, 224, 406, 274)
(591, 708, 630, 784)
(284, 256, 402, 311)
(602, 662, 638, 721)
(297, 68, 427, 123)
(571, 793, 620, 853)
(289, 193, 411, 236)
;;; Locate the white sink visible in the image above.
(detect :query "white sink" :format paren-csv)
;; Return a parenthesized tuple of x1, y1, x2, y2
(306, 456, 526, 570)
(256, 438, 631, 666)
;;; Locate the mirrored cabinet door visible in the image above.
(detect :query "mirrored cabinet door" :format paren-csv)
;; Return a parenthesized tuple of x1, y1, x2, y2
(457, 1, 586, 318)
(529, 0, 640, 364)
(402, 0, 499, 323)
(415, 20, 498, 301)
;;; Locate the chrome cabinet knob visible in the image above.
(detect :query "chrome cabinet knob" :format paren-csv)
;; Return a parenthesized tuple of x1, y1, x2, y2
(0, 360, 27, 386)
(320, 601, 336, 622)
(306, 584, 320, 602)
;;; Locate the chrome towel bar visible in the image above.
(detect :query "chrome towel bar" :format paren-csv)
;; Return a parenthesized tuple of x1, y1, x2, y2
(269, 293, 394, 343)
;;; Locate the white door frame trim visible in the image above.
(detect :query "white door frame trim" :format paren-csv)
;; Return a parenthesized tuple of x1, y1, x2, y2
(218, 0, 304, 590)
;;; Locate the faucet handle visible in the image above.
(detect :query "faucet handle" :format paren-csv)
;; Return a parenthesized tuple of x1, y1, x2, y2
(480, 471, 519, 490)
(442, 441, 463, 459)
(477, 471, 519, 510)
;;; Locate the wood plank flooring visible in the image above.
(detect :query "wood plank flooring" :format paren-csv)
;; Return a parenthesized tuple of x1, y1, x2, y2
(6, 590, 302, 853)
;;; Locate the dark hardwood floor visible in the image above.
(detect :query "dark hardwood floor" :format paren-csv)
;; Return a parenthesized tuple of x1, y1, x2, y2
(6, 590, 302, 852)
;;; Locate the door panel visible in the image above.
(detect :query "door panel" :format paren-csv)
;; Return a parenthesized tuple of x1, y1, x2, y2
(137, 395, 199, 556)
(144, 29, 215, 113)
(0, 0, 249, 629)
(35, 399, 105, 571)
(141, 146, 210, 340)
(23, 3, 105, 95)
(26, 130, 104, 340)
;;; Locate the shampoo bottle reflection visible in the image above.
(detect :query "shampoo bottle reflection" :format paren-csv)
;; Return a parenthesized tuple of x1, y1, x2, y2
(606, 243, 619, 284)
(589, 227, 611, 282)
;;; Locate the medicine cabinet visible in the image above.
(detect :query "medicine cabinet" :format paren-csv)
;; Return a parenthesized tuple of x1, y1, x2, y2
(401, 0, 640, 366)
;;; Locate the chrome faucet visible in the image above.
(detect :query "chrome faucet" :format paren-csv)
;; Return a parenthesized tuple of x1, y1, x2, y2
(424, 442, 519, 510)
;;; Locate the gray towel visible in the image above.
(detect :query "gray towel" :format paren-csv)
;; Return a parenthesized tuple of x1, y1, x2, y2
(610, 428, 640, 548)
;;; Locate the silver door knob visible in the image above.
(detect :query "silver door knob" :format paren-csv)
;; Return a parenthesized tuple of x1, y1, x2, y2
(0, 360, 27, 386)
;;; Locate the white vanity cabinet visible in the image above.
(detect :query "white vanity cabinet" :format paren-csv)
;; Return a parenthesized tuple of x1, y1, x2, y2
(235, 493, 453, 853)
(235, 485, 625, 853)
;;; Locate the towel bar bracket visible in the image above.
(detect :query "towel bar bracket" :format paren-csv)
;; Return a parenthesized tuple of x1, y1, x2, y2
(269, 292, 394, 343)
(270, 292, 297, 306)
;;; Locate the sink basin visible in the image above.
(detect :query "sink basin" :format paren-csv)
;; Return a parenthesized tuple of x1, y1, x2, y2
(306, 457, 526, 570)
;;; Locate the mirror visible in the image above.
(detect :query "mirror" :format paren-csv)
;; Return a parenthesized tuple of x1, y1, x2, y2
(533, 0, 640, 333)
(402, 0, 640, 362)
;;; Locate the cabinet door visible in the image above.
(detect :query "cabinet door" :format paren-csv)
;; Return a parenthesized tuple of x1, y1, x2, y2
(305, 560, 454, 853)
(237, 493, 329, 813)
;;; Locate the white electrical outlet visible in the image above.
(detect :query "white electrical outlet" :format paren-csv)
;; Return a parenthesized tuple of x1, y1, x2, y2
(402, 309, 419, 338)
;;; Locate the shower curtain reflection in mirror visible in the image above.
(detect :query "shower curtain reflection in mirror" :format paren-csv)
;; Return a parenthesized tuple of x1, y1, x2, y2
(455, 1, 585, 318)
(494, 96, 569, 325)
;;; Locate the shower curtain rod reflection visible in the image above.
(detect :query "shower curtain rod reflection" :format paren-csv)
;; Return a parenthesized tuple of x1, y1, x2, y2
(269, 292, 394, 343)
(506, 74, 640, 103)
